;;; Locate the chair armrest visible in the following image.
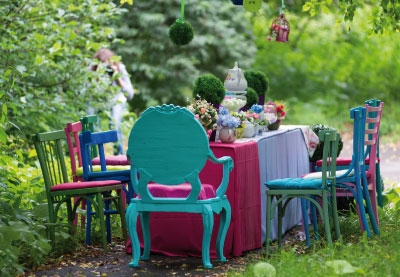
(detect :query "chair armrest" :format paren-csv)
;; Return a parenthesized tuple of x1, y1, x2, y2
(207, 150, 234, 198)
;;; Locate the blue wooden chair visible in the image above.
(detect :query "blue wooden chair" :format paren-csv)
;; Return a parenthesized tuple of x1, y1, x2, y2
(265, 129, 340, 254)
(125, 104, 233, 269)
(79, 129, 134, 244)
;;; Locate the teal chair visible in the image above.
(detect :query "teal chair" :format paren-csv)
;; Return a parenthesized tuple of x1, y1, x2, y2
(265, 129, 340, 254)
(125, 104, 233, 269)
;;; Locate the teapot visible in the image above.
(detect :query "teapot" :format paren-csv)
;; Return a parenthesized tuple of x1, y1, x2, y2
(224, 62, 247, 92)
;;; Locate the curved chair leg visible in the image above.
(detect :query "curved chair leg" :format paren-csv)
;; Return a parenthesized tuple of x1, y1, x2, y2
(140, 212, 151, 260)
(126, 204, 140, 268)
(216, 199, 231, 262)
(354, 181, 372, 237)
(201, 205, 214, 269)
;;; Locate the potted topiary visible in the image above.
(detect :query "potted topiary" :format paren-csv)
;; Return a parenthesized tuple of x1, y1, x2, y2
(244, 70, 269, 105)
(192, 74, 225, 107)
(240, 87, 258, 111)
(309, 124, 344, 163)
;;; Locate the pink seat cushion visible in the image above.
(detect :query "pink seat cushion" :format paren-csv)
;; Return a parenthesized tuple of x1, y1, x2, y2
(51, 180, 121, 191)
(92, 155, 129, 166)
(315, 157, 379, 167)
(146, 183, 216, 200)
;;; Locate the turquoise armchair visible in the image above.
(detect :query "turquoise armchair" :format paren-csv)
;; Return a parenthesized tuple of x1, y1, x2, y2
(125, 104, 234, 269)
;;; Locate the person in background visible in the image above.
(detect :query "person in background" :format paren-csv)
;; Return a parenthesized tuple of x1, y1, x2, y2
(92, 48, 134, 155)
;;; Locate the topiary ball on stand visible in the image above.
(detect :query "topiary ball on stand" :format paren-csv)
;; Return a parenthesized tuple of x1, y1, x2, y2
(169, 19, 194, 46)
(244, 87, 258, 110)
(192, 74, 225, 106)
(244, 70, 269, 105)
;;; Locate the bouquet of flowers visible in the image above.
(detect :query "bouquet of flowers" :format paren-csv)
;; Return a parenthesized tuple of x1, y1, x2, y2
(249, 104, 268, 126)
(231, 111, 247, 128)
(217, 106, 240, 128)
(266, 101, 286, 120)
(187, 98, 218, 131)
(221, 98, 247, 112)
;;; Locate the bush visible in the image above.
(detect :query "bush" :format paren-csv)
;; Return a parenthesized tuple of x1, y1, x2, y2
(192, 74, 225, 105)
(245, 87, 258, 107)
(244, 70, 269, 96)
(169, 19, 194, 46)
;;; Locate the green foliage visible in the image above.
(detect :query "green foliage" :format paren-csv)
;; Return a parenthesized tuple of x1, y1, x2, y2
(236, 200, 400, 276)
(192, 74, 225, 105)
(0, 189, 51, 276)
(245, 87, 258, 107)
(302, 0, 400, 34)
(244, 70, 269, 96)
(116, 0, 257, 112)
(309, 124, 344, 162)
(1, 0, 129, 147)
(169, 19, 194, 46)
(252, 5, 400, 138)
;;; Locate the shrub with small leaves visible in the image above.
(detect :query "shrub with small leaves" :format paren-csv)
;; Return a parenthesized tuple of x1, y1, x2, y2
(169, 19, 194, 46)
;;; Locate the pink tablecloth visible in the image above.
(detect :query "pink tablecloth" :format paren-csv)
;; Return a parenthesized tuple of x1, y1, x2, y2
(128, 140, 261, 258)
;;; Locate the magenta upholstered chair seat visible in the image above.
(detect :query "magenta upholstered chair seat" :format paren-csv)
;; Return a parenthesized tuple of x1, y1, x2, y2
(50, 180, 121, 191)
(92, 154, 129, 166)
(147, 183, 216, 200)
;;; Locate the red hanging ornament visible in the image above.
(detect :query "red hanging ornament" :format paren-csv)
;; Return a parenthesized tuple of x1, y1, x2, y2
(267, 1, 290, 43)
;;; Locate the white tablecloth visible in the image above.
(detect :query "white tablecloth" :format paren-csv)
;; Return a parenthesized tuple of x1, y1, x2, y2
(238, 126, 311, 242)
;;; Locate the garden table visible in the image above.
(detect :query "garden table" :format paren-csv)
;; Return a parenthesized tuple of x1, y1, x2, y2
(126, 125, 311, 258)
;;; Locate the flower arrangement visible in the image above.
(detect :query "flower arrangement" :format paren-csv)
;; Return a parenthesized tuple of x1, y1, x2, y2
(250, 104, 264, 114)
(221, 97, 247, 112)
(247, 104, 268, 126)
(217, 106, 240, 128)
(187, 98, 218, 131)
(231, 111, 247, 128)
(266, 101, 286, 120)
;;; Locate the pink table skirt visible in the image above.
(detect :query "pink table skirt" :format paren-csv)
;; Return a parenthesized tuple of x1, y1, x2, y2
(127, 140, 262, 258)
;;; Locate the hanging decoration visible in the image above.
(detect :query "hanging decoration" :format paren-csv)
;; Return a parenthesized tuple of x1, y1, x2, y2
(267, 0, 290, 42)
(230, 0, 243, 5)
(169, 0, 194, 46)
(243, 0, 262, 12)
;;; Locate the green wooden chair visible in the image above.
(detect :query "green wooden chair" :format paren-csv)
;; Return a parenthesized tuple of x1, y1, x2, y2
(33, 130, 127, 251)
(125, 104, 234, 269)
(265, 129, 340, 255)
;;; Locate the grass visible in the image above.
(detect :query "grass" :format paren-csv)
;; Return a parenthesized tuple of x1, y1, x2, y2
(231, 192, 400, 277)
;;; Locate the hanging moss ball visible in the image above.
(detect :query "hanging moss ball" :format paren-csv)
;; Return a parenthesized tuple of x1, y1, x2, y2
(245, 87, 258, 106)
(244, 70, 269, 96)
(169, 19, 194, 46)
(192, 74, 225, 105)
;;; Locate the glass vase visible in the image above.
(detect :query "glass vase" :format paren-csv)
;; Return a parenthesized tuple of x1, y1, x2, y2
(219, 127, 237, 143)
